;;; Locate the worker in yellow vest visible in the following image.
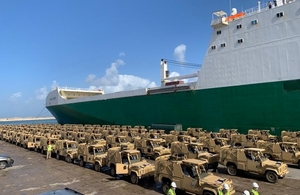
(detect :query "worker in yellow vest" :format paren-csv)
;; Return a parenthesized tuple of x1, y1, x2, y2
(250, 182, 260, 195)
(47, 142, 53, 159)
(167, 182, 176, 195)
(218, 183, 230, 195)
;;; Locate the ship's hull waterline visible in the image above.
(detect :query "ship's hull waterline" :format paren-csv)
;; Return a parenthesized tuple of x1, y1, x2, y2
(46, 80, 300, 136)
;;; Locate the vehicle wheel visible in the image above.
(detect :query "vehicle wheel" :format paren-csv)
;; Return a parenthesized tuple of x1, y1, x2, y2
(65, 156, 72, 163)
(162, 181, 170, 195)
(130, 172, 139, 184)
(56, 153, 60, 160)
(110, 165, 116, 177)
(203, 191, 214, 195)
(94, 163, 101, 172)
(0, 161, 7, 170)
(227, 164, 237, 176)
(266, 171, 278, 183)
(79, 159, 85, 167)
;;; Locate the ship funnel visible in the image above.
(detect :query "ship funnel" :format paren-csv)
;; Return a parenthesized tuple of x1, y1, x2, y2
(161, 59, 168, 86)
(231, 8, 237, 15)
(258, 1, 261, 12)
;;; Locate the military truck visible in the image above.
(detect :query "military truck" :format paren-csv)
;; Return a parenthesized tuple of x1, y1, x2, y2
(54, 140, 78, 163)
(155, 156, 235, 195)
(21, 134, 34, 149)
(77, 141, 108, 172)
(32, 135, 44, 152)
(230, 134, 259, 147)
(106, 135, 134, 150)
(256, 141, 300, 167)
(199, 137, 230, 154)
(161, 134, 178, 148)
(106, 147, 155, 184)
(170, 141, 219, 170)
(219, 129, 238, 138)
(177, 135, 197, 143)
(134, 138, 171, 160)
(282, 136, 300, 149)
(219, 147, 289, 183)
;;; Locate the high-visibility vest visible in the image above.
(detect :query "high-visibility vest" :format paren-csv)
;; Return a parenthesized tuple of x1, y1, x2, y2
(167, 188, 175, 195)
(47, 144, 53, 151)
(218, 191, 230, 195)
(251, 189, 259, 195)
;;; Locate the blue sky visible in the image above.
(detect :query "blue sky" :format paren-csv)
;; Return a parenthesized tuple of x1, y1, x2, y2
(0, 0, 261, 118)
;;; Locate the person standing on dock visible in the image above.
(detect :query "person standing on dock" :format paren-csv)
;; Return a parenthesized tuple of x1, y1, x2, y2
(46, 142, 53, 159)
(250, 182, 260, 195)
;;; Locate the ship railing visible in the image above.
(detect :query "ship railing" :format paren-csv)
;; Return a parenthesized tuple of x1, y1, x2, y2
(244, 2, 269, 16)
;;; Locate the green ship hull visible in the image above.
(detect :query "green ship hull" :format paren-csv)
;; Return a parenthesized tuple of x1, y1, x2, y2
(46, 80, 300, 136)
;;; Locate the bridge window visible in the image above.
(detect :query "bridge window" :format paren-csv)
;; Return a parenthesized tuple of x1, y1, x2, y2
(211, 45, 216, 50)
(217, 30, 222, 35)
(237, 24, 242, 29)
(238, 39, 244, 43)
(221, 43, 226, 48)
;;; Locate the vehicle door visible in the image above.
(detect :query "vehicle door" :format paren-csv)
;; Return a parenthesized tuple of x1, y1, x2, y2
(282, 146, 294, 162)
(146, 140, 152, 155)
(116, 155, 129, 174)
(181, 164, 199, 193)
(246, 151, 261, 172)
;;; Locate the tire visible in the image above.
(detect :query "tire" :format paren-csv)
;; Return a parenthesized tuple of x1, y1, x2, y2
(110, 165, 116, 177)
(94, 163, 101, 172)
(0, 161, 7, 170)
(79, 159, 85, 167)
(265, 171, 278, 183)
(56, 153, 60, 160)
(162, 181, 170, 195)
(227, 164, 237, 176)
(65, 156, 72, 163)
(130, 172, 139, 184)
(203, 191, 214, 195)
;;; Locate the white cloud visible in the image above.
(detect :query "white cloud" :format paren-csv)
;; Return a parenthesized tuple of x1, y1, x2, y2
(86, 59, 157, 93)
(167, 71, 197, 83)
(35, 87, 48, 100)
(51, 80, 59, 90)
(119, 52, 125, 57)
(174, 44, 186, 62)
(9, 92, 22, 100)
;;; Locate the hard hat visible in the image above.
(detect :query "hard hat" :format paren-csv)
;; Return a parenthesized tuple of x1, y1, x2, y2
(243, 190, 250, 195)
(253, 182, 259, 188)
(223, 183, 230, 190)
(171, 182, 177, 188)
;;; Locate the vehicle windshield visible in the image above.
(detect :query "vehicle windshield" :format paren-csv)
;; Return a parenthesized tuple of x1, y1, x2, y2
(198, 165, 209, 178)
(67, 143, 77, 149)
(151, 141, 161, 147)
(129, 153, 140, 164)
(287, 145, 298, 153)
(118, 138, 127, 143)
(256, 151, 267, 161)
(94, 147, 105, 155)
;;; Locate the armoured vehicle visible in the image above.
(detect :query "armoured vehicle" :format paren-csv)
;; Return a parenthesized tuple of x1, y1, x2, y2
(32, 135, 44, 152)
(199, 137, 230, 154)
(134, 138, 171, 159)
(256, 141, 300, 167)
(77, 141, 108, 171)
(281, 130, 300, 138)
(248, 129, 277, 141)
(106, 135, 134, 150)
(219, 129, 238, 138)
(219, 147, 289, 183)
(230, 134, 258, 147)
(155, 156, 235, 195)
(282, 136, 300, 149)
(161, 134, 178, 148)
(54, 140, 78, 163)
(187, 127, 206, 138)
(21, 133, 34, 149)
(106, 147, 155, 184)
(170, 141, 219, 170)
(12, 132, 22, 146)
(177, 135, 197, 143)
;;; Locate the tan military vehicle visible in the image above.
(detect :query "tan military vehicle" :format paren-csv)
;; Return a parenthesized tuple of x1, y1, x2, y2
(219, 129, 238, 138)
(187, 127, 206, 138)
(54, 140, 78, 163)
(85, 133, 105, 144)
(32, 135, 44, 152)
(282, 136, 300, 149)
(77, 141, 108, 172)
(199, 137, 230, 154)
(219, 147, 289, 183)
(170, 141, 219, 170)
(105, 147, 155, 184)
(256, 141, 300, 167)
(155, 156, 235, 195)
(21, 134, 34, 149)
(248, 129, 277, 141)
(134, 138, 171, 160)
(177, 135, 197, 143)
(0, 128, 7, 140)
(161, 134, 178, 148)
(106, 135, 134, 150)
(40, 137, 58, 154)
(12, 131, 22, 145)
(231, 134, 259, 147)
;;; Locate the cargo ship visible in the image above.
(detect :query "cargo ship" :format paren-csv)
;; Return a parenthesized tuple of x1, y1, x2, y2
(46, 0, 300, 136)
